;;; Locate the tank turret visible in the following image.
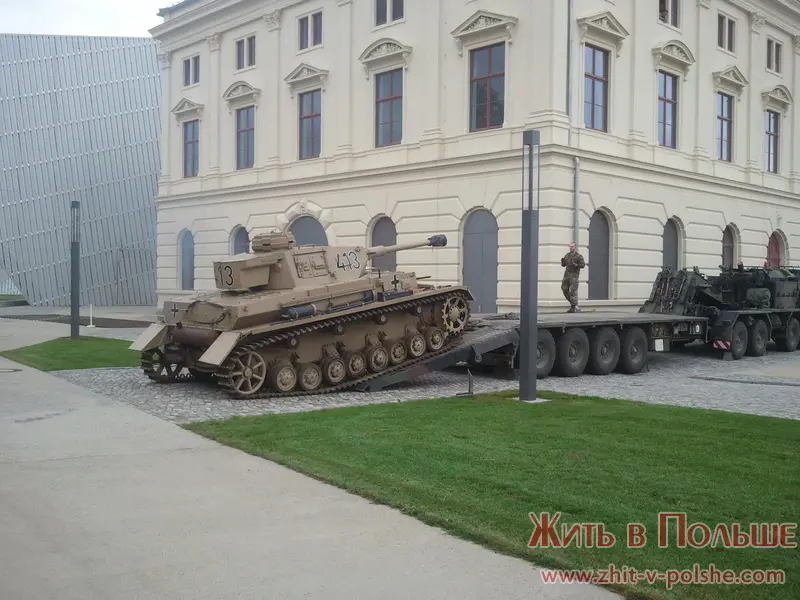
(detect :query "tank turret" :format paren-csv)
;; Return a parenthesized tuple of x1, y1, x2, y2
(130, 232, 473, 400)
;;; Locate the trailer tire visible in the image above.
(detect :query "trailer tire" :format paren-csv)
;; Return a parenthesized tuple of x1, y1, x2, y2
(616, 326, 648, 374)
(536, 329, 556, 379)
(730, 321, 748, 360)
(554, 328, 589, 377)
(745, 319, 768, 357)
(777, 317, 800, 352)
(587, 327, 620, 375)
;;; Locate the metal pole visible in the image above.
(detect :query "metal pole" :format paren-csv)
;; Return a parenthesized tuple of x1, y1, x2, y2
(519, 130, 540, 401)
(70, 200, 80, 339)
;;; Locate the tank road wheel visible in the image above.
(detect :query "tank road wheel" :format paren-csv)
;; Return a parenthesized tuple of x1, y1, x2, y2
(424, 327, 446, 352)
(405, 333, 427, 358)
(321, 356, 347, 385)
(386, 340, 408, 366)
(267, 363, 297, 393)
(616, 326, 648, 374)
(344, 351, 367, 379)
(297, 363, 323, 392)
(536, 329, 556, 379)
(777, 317, 800, 352)
(366, 346, 390, 373)
(587, 327, 621, 376)
(229, 350, 268, 396)
(553, 328, 590, 377)
(729, 320, 748, 360)
(746, 319, 769, 357)
(441, 296, 470, 335)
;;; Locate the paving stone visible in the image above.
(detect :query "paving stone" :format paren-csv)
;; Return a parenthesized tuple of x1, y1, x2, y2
(53, 343, 800, 424)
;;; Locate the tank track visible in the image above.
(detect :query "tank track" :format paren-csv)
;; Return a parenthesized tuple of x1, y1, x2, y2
(214, 289, 471, 399)
(140, 347, 197, 384)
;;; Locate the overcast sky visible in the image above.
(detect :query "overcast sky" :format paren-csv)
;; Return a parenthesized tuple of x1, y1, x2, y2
(1, 0, 168, 38)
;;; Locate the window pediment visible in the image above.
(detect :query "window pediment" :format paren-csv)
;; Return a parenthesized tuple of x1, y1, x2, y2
(171, 98, 203, 124)
(577, 11, 630, 56)
(358, 38, 412, 80)
(652, 40, 695, 81)
(450, 10, 518, 57)
(222, 81, 260, 112)
(762, 84, 793, 113)
(284, 62, 329, 98)
(712, 65, 748, 99)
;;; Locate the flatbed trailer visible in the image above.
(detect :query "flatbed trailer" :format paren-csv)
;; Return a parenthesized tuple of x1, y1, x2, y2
(354, 306, 800, 392)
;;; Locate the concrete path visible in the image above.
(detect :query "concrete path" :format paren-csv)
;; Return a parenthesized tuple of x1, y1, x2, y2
(0, 323, 617, 599)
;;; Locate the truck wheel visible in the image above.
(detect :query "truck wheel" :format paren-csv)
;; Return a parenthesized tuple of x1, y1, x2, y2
(730, 321, 747, 360)
(745, 319, 768, 357)
(777, 317, 800, 352)
(536, 329, 556, 379)
(553, 328, 589, 377)
(616, 326, 647, 374)
(587, 327, 620, 375)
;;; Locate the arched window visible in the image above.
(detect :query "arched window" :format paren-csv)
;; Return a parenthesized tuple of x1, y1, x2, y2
(722, 225, 736, 268)
(179, 230, 195, 290)
(462, 209, 499, 313)
(767, 231, 783, 267)
(289, 215, 328, 246)
(232, 227, 250, 254)
(588, 210, 611, 300)
(370, 216, 397, 271)
(662, 218, 679, 270)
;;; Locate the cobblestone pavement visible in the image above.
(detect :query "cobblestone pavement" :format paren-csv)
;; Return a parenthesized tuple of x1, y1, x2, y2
(53, 342, 800, 424)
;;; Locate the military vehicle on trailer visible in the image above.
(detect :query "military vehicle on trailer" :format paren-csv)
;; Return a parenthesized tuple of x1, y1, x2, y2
(130, 232, 472, 398)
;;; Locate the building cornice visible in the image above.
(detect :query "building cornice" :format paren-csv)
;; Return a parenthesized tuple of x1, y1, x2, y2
(723, 0, 800, 36)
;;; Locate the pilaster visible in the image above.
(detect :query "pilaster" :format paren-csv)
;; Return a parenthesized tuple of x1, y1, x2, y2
(420, 0, 443, 160)
(264, 9, 282, 173)
(334, 0, 354, 164)
(692, 0, 712, 173)
(792, 36, 800, 190)
(626, 0, 648, 157)
(157, 52, 172, 196)
(206, 33, 221, 183)
(745, 12, 767, 182)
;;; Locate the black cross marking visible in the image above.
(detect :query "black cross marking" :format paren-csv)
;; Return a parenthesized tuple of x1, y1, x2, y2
(170, 304, 180, 318)
(391, 275, 401, 291)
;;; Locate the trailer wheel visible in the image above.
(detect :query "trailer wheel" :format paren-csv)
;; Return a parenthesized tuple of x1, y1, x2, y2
(553, 328, 589, 377)
(730, 321, 747, 360)
(777, 317, 800, 352)
(745, 319, 768, 357)
(536, 329, 556, 379)
(587, 327, 620, 375)
(616, 326, 648, 374)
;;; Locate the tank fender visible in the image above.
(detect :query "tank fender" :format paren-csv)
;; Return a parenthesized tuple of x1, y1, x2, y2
(197, 331, 243, 367)
(129, 323, 170, 352)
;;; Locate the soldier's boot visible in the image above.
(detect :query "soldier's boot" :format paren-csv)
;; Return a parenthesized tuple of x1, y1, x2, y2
(566, 305, 575, 313)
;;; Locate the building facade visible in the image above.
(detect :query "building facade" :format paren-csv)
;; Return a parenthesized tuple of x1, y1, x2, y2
(0, 34, 161, 307)
(151, 0, 800, 313)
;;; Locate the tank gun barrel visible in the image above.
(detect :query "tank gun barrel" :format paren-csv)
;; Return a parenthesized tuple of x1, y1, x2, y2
(366, 234, 447, 259)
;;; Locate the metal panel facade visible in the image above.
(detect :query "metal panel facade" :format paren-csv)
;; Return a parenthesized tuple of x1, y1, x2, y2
(0, 34, 161, 307)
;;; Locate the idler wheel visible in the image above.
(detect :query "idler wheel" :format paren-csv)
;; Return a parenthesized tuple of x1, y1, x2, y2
(424, 327, 446, 352)
(268, 363, 297, 393)
(297, 363, 323, 392)
(386, 340, 408, 365)
(405, 333, 426, 358)
(366, 346, 389, 373)
(229, 350, 268, 395)
(343, 351, 367, 379)
(321, 356, 347, 385)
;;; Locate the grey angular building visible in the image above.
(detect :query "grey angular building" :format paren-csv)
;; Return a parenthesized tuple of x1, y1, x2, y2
(0, 33, 162, 307)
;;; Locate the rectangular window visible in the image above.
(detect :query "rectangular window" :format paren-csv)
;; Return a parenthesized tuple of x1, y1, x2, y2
(469, 43, 505, 132)
(299, 89, 321, 160)
(299, 11, 323, 50)
(717, 14, 735, 53)
(236, 106, 255, 169)
(767, 39, 782, 74)
(375, 69, 403, 147)
(183, 55, 200, 86)
(716, 92, 732, 162)
(657, 71, 678, 148)
(376, 0, 404, 25)
(765, 110, 779, 173)
(658, 0, 679, 27)
(236, 36, 256, 70)
(583, 45, 609, 132)
(183, 120, 199, 178)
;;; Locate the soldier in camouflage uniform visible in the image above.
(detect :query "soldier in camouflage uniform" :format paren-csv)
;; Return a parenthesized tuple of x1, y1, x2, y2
(561, 242, 585, 313)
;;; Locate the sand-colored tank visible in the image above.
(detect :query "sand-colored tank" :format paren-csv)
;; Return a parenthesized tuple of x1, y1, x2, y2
(130, 231, 473, 398)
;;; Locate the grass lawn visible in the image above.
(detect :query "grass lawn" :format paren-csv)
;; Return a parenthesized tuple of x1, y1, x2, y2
(186, 392, 799, 600)
(0, 336, 140, 371)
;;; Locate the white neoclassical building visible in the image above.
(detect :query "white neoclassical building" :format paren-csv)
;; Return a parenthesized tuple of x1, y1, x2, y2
(151, 0, 800, 313)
